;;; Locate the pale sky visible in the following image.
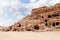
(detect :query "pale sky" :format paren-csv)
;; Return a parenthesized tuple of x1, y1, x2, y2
(0, 0, 60, 26)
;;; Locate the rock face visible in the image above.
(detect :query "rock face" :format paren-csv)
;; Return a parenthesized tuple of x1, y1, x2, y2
(2, 3, 60, 32)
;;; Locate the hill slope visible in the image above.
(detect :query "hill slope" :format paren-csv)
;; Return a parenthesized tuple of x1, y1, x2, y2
(1, 3, 60, 32)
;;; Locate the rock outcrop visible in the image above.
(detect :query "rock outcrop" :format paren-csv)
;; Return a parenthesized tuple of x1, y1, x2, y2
(1, 3, 60, 32)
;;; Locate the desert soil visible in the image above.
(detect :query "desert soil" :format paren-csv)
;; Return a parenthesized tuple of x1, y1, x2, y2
(0, 31, 60, 40)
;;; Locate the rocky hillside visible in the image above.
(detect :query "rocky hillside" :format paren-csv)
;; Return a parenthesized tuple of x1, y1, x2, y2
(1, 3, 60, 32)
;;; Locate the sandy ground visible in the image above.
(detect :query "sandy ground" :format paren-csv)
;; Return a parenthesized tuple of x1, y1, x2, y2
(0, 31, 60, 40)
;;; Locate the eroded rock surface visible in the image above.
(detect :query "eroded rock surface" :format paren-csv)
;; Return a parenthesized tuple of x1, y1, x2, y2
(1, 3, 60, 32)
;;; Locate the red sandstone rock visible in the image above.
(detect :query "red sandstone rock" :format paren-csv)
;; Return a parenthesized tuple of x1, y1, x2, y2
(1, 3, 60, 32)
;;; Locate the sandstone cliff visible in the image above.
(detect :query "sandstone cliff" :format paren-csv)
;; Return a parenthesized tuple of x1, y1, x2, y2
(1, 3, 60, 32)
